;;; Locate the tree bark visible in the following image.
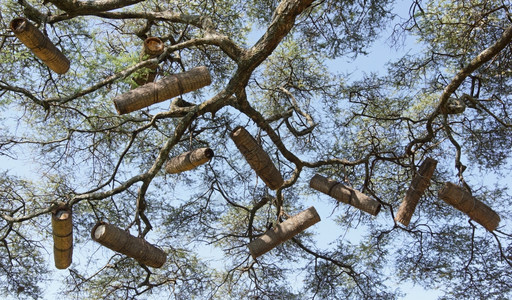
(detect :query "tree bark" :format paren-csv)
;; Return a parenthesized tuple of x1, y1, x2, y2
(438, 182, 500, 231)
(230, 126, 284, 190)
(51, 203, 73, 269)
(165, 147, 214, 174)
(113, 66, 211, 114)
(309, 174, 381, 216)
(248, 206, 320, 259)
(91, 222, 166, 268)
(10, 18, 70, 74)
(395, 158, 438, 226)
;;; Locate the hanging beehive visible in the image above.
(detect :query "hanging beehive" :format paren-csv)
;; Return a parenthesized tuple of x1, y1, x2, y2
(395, 158, 438, 226)
(309, 174, 381, 216)
(132, 37, 165, 86)
(91, 222, 166, 268)
(165, 147, 214, 174)
(248, 206, 321, 259)
(438, 182, 500, 231)
(10, 18, 70, 74)
(51, 203, 73, 269)
(230, 126, 284, 190)
(113, 66, 211, 114)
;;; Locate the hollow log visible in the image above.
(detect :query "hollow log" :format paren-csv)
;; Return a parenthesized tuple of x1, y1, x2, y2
(309, 174, 381, 216)
(230, 126, 284, 190)
(10, 18, 70, 74)
(438, 182, 500, 231)
(395, 158, 438, 226)
(51, 204, 73, 269)
(248, 206, 321, 259)
(165, 147, 214, 174)
(91, 222, 166, 268)
(114, 66, 211, 114)
(132, 37, 165, 86)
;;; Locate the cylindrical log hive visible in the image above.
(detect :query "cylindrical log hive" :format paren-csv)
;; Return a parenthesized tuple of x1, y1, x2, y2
(114, 66, 211, 114)
(10, 18, 70, 74)
(132, 37, 165, 86)
(230, 126, 284, 190)
(395, 158, 438, 226)
(248, 206, 321, 259)
(438, 182, 500, 231)
(51, 204, 73, 269)
(309, 174, 381, 216)
(91, 222, 166, 268)
(165, 147, 214, 174)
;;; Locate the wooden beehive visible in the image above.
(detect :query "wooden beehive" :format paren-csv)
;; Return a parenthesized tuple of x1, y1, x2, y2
(10, 18, 70, 74)
(114, 66, 211, 114)
(438, 182, 500, 231)
(165, 147, 214, 174)
(309, 174, 381, 216)
(51, 203, 73, 269)
(132, 37, 165, 86)
(395, 158, 438, 226)
(230, 126, 284, 190)
(248, 206, 321, 259)
(91, 222, 166, 268)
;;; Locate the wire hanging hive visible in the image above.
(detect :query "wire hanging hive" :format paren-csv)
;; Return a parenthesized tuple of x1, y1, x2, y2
(230, 126, 284, 190)
(248, 206, 321, 259)
(165, 147, 214, 174)
(309, 174, 381, 216)
(395, 158, 438, 226)
(132, 37, 165, 86)
(51, 203, 73, 269)
(438, 182, 500, 231)
(10, 17, 70, 74)
(113, 66, 212, 114)
(91, 222, 167, 268)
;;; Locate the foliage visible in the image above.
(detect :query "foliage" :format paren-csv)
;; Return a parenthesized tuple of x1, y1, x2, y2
(0, 0, 511, 299)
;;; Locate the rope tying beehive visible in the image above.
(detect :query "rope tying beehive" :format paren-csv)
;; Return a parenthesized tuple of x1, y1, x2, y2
(51, 203, 73, 269)
(91, 222, 166, 268)
(165, 147, 214, 174)
(113, 66, 211, 114)
(309, 174, 381, 216)
(10, 18, 70, 74)
(248, 206, 321, 259)
(395, 158, 437, 226)
(438, 182, 500, 231)
(230, 126, 284, 190)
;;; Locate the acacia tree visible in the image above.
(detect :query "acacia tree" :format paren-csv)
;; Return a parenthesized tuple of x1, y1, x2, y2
(0, 0, 511, 299)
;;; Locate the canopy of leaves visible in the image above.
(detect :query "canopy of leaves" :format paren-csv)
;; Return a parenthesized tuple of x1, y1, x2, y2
(0, 0, 511, 299)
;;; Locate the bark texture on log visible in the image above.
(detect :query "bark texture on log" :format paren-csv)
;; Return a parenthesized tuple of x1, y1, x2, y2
(248, 206, 321, 259)
(10, 18, 70, 74)
(132, 37, 164, 86)
(165, 147, 214, 174)
(114, 66, 211, 114)
(438, 182, 500, 231)
(91, 222, 166, 268)
(309, 174, 381, 216)
(51, 204, 73, 269)
(395, 158, 438, 226)
(230, 126, 284, 190)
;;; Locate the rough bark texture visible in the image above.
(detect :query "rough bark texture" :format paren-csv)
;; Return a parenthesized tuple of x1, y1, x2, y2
(230, 126, 284, 190)
(438, 182, 500, 231)
(395, 158, 438, 226)
(51, 204, 73, 269)
(10, 18, 70, 74)
(165, 147, 214, 174)
(91, 222, 166, 268)
(309, 174, 381, 216)
(248, 206, 320, 259)
(114, 66, 211, 114)
(132, 37, 164, 86)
